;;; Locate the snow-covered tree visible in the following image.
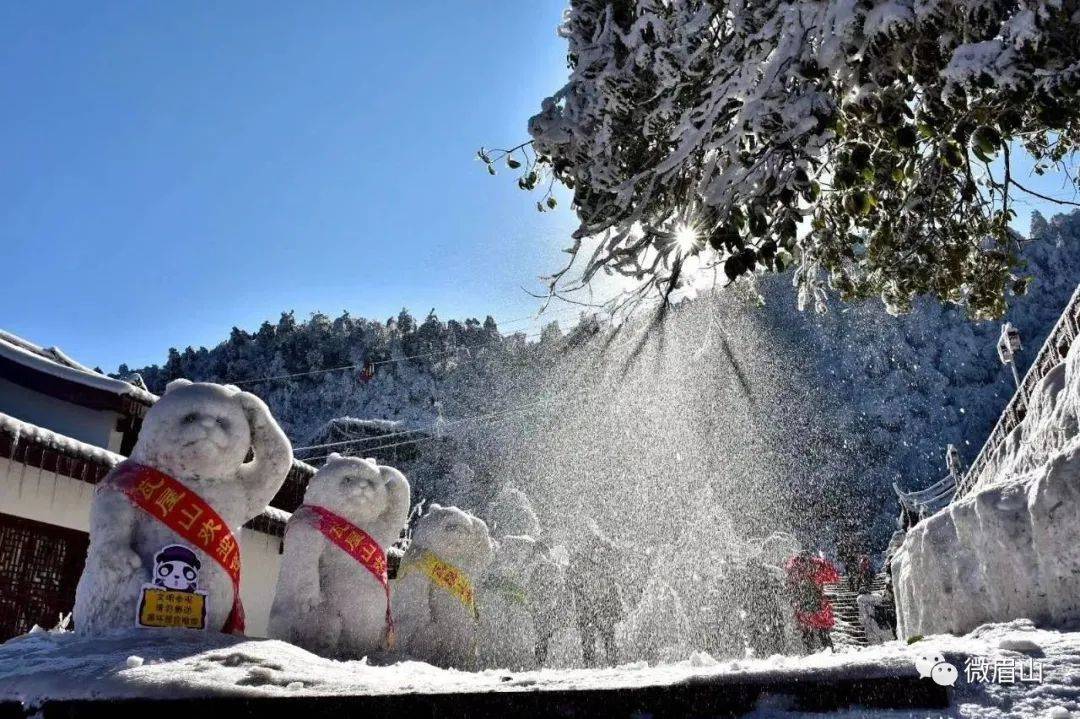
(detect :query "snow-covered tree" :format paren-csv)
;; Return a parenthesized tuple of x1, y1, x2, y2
(487, 0, 1080, 318)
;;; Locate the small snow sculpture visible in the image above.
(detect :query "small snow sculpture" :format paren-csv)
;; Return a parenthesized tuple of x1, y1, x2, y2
(568, 520, 627, 666)
(478, 535, 580, 669)
(477, 535, 542, 670)
(73, 380, 292, 635)
(267, 453, 410, 658)
(392, 504, 494, 669)
(487, 484, 542, 539)
(616, 570, 691, 664)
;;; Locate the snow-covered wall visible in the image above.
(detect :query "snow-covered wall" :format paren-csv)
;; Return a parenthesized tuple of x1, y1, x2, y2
(892, 331, 1080, 638)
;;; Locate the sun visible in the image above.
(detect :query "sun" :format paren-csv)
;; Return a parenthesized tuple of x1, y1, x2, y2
(673, 223, 700, 255)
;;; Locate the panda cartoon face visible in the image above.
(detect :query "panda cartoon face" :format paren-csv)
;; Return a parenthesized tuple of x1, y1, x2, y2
(152, 544, 202, 592)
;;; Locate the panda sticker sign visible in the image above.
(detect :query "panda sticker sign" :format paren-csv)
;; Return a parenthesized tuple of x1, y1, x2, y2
(135, 544, 209, 630)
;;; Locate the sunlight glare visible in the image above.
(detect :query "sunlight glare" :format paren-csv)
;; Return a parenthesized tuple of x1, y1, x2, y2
(674, 223, 700, 255)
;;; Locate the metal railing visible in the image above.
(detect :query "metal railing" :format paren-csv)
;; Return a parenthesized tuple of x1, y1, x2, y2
(954, 282, 1080, 500)
(895, 474, 956, 521)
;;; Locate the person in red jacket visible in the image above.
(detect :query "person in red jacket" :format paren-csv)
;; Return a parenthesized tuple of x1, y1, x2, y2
(785, 552, 840, 652)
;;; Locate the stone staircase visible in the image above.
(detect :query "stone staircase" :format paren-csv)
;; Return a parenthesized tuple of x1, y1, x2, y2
(824, 573, 889, 648)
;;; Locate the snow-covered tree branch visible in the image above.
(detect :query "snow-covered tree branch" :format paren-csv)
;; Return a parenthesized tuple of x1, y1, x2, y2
(494, 0, 1080, 318)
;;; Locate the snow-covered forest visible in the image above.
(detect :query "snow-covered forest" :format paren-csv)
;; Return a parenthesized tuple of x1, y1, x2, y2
(126, 210, 1080, 552)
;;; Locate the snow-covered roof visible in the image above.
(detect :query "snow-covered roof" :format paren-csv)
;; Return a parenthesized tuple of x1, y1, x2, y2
(0, 411, 287, 537)
(0, 329, 157, 408)
(300, 417, 420, 447)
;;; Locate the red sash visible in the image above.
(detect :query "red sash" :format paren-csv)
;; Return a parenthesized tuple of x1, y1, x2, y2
(291, 505, 394, 648)
(107, 461, 245, 634)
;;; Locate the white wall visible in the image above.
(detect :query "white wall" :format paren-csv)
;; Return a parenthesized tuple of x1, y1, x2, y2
(0, 377, 124, 452)
(0, 456, 93, 532)
(0, 457, 282, 637)
(238, 528, 282, 636)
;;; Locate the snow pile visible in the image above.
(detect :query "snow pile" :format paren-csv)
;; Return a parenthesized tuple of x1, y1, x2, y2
(2, 620, 1079, 717)
(893, 331, 1080, 638)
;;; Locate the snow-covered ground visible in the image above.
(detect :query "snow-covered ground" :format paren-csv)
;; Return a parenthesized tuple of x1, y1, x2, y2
(2, 620, 1078, 717)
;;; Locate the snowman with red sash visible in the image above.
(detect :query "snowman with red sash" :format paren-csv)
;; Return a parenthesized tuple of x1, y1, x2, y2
(73, 380, 293, 636)
(268, 453, 410, 658)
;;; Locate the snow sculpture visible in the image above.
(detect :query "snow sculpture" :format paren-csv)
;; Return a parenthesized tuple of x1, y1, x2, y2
(478, 536, 540, 670)
(392, 504, 494, 669)
(487, 484, 541, 539)
(444, 462, 477, 505)
(543, 627, 585, 668)
(568, 520, 628, 666)
(267, 453, 410, 658)
(529, 543, 582, 667)
(616, 571, 691, 664)
(73, 379, 292, 635)
(478, 535, 581, 669)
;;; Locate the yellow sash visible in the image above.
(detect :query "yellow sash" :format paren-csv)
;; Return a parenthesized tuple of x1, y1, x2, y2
(400, 550, 478, 619)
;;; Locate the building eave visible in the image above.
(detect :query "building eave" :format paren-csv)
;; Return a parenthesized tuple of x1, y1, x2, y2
(0, 331, 156, 418)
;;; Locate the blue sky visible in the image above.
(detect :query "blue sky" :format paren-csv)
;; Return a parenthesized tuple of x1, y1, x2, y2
(2, 3, 1075, 372)
(1, 2, 578, 370)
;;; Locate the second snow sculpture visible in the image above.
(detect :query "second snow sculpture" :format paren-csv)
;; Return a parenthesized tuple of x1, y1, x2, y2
(392, 504, 495, 669)
(73, 380, 292, 635)
(267, 453, 410, 658)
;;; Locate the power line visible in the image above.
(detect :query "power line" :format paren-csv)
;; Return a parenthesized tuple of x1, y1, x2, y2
(293, 425, 431, 454)
(232, 363, 365, 386)
(230, 347, 464, 386)
(290, 310, 673, 465)
(297, 395, 586, 464)
(292, 384, 596, 456)
(296, 380, 611, 463)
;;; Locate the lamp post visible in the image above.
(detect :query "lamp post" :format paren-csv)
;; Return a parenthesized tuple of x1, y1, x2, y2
(997, 322, 1022, 390)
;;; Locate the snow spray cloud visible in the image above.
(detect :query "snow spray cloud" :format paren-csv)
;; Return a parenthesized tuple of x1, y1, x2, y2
(451, 277, 869, 662)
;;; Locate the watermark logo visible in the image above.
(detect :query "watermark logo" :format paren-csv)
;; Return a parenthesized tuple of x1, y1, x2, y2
(963, 656, 1044, 684)
(914, 651, 1045, 686)
(914, 651, 958, 686)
